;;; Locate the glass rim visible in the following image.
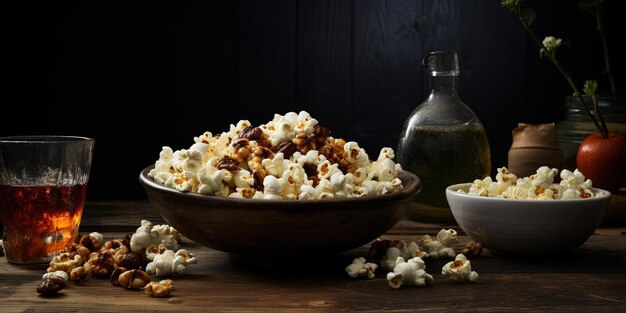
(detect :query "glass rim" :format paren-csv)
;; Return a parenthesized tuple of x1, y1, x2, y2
(0, 135, 94, 144)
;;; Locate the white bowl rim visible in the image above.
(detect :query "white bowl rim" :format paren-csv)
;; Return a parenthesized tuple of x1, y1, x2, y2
(446, 182, 612, 203)
(139, 165, 421, 206)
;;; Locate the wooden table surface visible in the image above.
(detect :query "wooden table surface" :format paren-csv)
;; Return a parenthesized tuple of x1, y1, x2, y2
(2, 201, 626, 312)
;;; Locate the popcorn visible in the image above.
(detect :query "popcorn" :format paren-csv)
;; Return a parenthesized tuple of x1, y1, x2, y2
(345, 257, 378, 279)
(298, 184, 318, 200)
(148, 111, 404, 199)
(146, 249, 198, 277)
(378, 240, 429, 271)
(130, 220, 158, 252)
(263, 175, 283, 200)
(559, 169, 594, 199)
(344, 141, 369, 167)
(42, 270, 69, 284)
(197, 167, 232, 197)
(148, 147, 175, 185)
(386, 257, 433, 289)
(441, 254, 478, 283)
(463, 166, 602, 200)
(420, 229, 458, 260)
(233, 169, 255, 189)
(130, 220, 182, 253)
(262, 153, 289, 177)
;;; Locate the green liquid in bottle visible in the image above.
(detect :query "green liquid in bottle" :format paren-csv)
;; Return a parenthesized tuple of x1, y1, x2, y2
(398, 123, 490, 223)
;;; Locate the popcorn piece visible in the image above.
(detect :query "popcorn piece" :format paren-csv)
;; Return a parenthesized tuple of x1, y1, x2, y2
(197, 165, 232, 197)
(42, 270, 69, 284)
(468, 177, 492, 197)
(166, 148, 203, 192)
(420, 229, 458, 260)
(371, 240, 429, 271)
(330, 171, 353, 198)
(89, 232, 104, 246)
(461, 241, 483, 258)
(263, 175, 283, 200)
(345, 257, 378, 279)
(233, 169, 255, 189)
(262, 153, 289, 178)
(130, 220, 159, 252)
(266, 112, 299, 146)
(344, 141, 369, 167)
(69, 265, 92, 282)
(441, 254, 478, 283)
(152, 224, 182, 251)
(130, 220, 182, 253)
(281, 163, 309, 199)
(493, 167, 517, 193)
(145, 244, 167, 261)
(148, 147, 175, 185)
(386, 257, 433, 289)
(144, 279, 174, 298)
(381, 246, 403, 271)
(298, 184, 318, 200)
(48, 253, 83, 273)
(229, 187, 263, 199)
(146, 249, 198, 277)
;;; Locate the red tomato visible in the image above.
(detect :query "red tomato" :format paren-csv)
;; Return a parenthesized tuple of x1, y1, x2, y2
(576, 132, 626, 192)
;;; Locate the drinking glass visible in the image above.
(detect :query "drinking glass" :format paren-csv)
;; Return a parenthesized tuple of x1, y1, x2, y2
(0, 136, 94, 265)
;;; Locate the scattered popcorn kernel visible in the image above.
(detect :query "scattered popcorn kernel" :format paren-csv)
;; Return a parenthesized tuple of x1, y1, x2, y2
(441, 254, 478, 283)
(130, 220, 182, 253)
(345, 257, 378, 279)
(47, 254, 82, 273)
(42, 270, 69, 284)
(386, 257, 433, 289)
(146, 249, 198, 277)
(130, 220, 158, 252)
(420, 229, 458, 260)
(461, 241, 483, 258)
(144, 279, 174, 298)
(370, 239, 429, 271)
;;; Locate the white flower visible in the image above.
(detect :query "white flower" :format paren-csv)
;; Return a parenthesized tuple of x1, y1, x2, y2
(540, 36, 563, 57)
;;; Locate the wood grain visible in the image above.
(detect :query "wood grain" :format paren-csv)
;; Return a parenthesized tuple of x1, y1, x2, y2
(1, 201, 625, 312)
(352, 0, 422, 155)
(295, 0, 352, 139)
(236, 0, 297, 124)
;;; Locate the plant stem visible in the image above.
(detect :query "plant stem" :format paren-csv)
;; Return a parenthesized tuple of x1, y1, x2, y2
(590, 93, 609, 138)
(519, 17, 607, 137)
(594, 0, 616, 93)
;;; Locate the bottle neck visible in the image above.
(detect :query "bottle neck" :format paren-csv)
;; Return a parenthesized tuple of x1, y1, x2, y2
(430, 75, 458, 95)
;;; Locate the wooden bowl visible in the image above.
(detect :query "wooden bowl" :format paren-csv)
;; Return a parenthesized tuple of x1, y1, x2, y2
(139, 166, 421, 255)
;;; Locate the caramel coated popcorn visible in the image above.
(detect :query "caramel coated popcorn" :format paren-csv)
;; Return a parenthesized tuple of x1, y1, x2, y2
(148, 111, 404, 199)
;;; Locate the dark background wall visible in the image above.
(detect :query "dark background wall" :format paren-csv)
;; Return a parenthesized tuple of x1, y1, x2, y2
(1, 0, 623, 199)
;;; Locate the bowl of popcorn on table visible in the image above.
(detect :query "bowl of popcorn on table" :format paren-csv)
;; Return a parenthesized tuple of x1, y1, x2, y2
(446, 166, 611, 255)
(139, 111, 421, 256)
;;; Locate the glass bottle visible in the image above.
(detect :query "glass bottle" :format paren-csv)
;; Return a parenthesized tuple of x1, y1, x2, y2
(397, 51, 491, 223)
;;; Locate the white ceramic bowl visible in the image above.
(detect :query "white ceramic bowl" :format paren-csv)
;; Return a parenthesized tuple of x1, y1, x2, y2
(446, 183, 611, 255)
